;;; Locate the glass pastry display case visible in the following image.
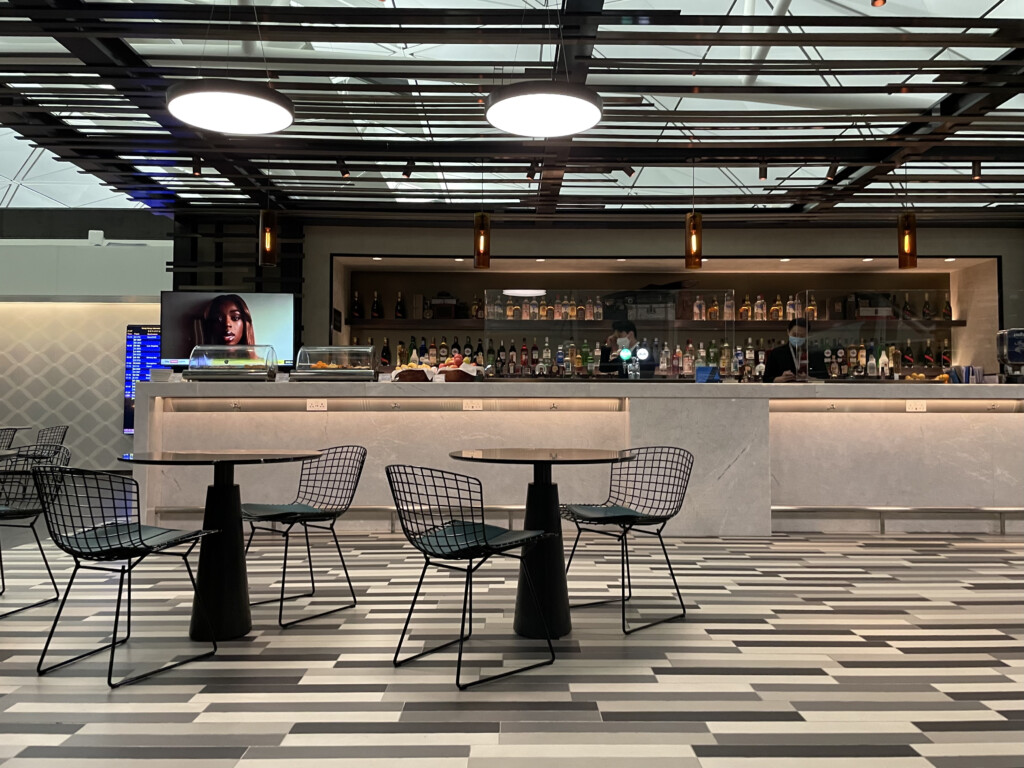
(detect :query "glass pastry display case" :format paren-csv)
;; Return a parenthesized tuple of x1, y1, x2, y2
(289, 345, 377, 381)
(181, 345, 278, 381)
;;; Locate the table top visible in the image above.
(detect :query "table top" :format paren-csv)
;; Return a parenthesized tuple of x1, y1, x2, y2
(0, 449, 17, 460)
(119, 450, 321, 466)
(1, 426, 31, 431)
(449, 448, 635, 465)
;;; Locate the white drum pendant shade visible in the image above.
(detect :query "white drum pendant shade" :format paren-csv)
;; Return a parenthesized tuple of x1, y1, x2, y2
(486, 81, 602, 138)
(167, 79, 294, 135)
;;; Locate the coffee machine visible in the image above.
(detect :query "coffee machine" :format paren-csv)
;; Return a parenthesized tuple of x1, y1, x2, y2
(996, 329, 1024, 383)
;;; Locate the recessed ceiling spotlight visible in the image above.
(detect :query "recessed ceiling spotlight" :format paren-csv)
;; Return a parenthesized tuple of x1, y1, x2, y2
(372, 257, 382, 261)
(826, 163, 838, 181)
(616, 258, 627, 262)
(536, 258, 545, 262)
(971, 160, 982, 181)
(623, 166, 636, 178)
(338, 160, 351, 178)
(862, 258, 874, 262)
(945, 257, 957, 262)
(453, 258, 465, 262)
(758, 161, 768, 181)
(871, 0, 886, 7)
(402, 161, 414, 179)
(779, 258, 791, 263)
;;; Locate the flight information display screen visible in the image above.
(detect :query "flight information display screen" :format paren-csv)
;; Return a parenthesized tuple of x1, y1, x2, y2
(124, 324, 164, 435)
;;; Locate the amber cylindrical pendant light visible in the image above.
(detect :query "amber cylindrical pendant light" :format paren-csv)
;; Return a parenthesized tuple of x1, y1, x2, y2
(259, 209, 279, 267)
(897, 211, 917, 269)
(474, 212, 491, 269)
(684, 211, 702, 270)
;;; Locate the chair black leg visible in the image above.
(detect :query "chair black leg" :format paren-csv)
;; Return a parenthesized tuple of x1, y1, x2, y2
(621, 528, 686, 635)
(394, 560, 465, 666)
(566, 525, 631, 610)
(0, 519, 60, 619)
(455, 554, 556, 691)
(564, 524, 583, 573)
(330, 525, 358, 609)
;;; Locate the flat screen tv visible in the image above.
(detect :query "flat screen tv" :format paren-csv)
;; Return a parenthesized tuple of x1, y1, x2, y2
(124, 324, 165, 435)
(160, 291, 296, 367)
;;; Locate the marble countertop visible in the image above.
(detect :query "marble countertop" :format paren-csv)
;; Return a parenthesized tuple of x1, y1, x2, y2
(138, 380, 1024, 401)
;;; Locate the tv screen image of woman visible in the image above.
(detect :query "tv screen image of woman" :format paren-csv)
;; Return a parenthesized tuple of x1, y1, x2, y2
(201, 294, 255, 346)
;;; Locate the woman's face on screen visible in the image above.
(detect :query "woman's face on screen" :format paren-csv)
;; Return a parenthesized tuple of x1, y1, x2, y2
(210, 300, 245, 345)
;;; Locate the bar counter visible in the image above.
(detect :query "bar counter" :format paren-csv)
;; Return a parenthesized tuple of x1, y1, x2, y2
(133, 381, 1024, 535)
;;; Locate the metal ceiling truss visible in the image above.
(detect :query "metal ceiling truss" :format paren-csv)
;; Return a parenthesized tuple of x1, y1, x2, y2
(0, 1, 1021, 225)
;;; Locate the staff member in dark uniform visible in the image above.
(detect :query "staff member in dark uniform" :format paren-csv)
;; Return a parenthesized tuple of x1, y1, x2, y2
(599, 320, 657, 378)
(763, 318, 826, 383)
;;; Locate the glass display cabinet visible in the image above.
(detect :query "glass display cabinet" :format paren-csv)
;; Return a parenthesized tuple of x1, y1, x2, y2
(289, 345, 377, 381)
(181, 345, 277, 381)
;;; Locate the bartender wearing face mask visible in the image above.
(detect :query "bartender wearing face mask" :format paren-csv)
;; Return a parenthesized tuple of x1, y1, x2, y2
(763, 318, 825, 383)
(599, 320, 656, 378)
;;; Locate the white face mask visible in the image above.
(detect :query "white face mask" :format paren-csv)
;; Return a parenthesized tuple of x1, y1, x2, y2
(617, 337, 630, 348)
(789, 335, 806, 347)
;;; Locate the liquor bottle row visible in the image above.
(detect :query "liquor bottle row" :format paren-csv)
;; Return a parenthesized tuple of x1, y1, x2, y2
(821, 337, 951, 379)
(690, 291, 954, 322)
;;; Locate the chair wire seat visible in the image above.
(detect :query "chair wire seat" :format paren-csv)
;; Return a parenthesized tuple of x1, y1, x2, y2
(3, 444, 71, 468)
(560, 445, 695, 634)
(31, 467, 216, 688)
(0, 458, 60, 618)
(241, 445, 366, 628)
(386, 464, 556, 690)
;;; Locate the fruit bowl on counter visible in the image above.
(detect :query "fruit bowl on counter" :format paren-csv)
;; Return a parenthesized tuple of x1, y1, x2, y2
(392, 364, 434, 382)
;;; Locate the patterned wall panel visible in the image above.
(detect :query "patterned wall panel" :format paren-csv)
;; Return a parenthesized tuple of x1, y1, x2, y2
(0, 302, 158, 468)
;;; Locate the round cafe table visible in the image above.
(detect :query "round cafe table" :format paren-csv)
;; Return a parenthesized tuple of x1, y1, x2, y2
(449, 448, 634, 639)
(119, 450, 320, 641)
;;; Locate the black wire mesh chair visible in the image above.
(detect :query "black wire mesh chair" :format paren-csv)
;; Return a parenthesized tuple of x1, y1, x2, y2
(242, 445, 366, 628)
(35, 425, 69, 447)
(9, 444, 71, 466)
(561, 446, 695, 634)
(385, 465, 556, 690)
(0, 428, 19, 450)
(31, 467, 217, 688)
(0, 457, 60, 618)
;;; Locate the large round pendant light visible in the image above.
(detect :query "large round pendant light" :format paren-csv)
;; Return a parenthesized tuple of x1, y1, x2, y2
(486, 81, 602, 138)
(167, 79, 294, 135)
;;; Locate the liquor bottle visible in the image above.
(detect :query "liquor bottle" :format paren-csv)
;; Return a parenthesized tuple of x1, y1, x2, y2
(941, 338, 951, 367)
(672, 344, 683, 378)
(408, 335, 417, 361)
(419, 336, 428, 359)
(739, 294, 753, 321)
(921, 292, 934, 320)
(745, 337, 755, 368)
(878, 345, 890, 378)
(846, 340, 858, 374)
(585, 296, 595, 321)
(942, 291, 953, 320)
(693, 295, 706, 321)
(561, 295, 571, 319)
(707, 297, 721, 321)
(370, 291, 384, 319)
(552, 295, 562, 321)
(350, 291, 364, 320)
(469, 296, 479, 321)
(567, 337, 577, 374)
(785, 295, 796, 321)
(889, 344, 901, 375)
(659, 343, 670, 375)
(576, 297, 586, 320)
(497, 339, 506, 370)
(396, 338, 406, 366)
(476, 297, 485, 320)
(708, 339, 719, 370)
(594, 297, 603, 321)
(865, 344, 877, 378)
(486, 338, 496, 367)
(567, 296, 577, 321)
(531, 337, 540, 366)
(697, 341, 708, 368)
(836, 345, 848, 377)
(521, 297, 530, 321)
(520, 338, 529, 368)
(509, 339, 519, 374)
(464, 339, 473, 358)
(530, 296, 540, 321)
(451, 336, 460, 358)
(805, 294, 818, 321)
(505, 297, 515, 320)
(723, 293, 736, 321)
(923, 340, 935, 367)
(574, 346, 583, 374)
(555, 342, 565, 372)
(682, 341, 695, 378)
(902, 292, 914, 320)
(409, 344, 419, 365)
(428, 338, 438, 366)
(902, 338, 915, 368)
(770, 295, 785, 321)
(719, 340, 731, 378)
(366, 337, 374, 356)
(438, 336, 449, 361)
(380, 337, 392, 368)
(394, 291, 407, 319)
(542, 336, 552, 366)
(754, 294, 767, 321)
(581, 339, 591, 374)
(794, 294, 803, 320)
(823, 344, 833, 377)
(857, 338, 867, 374)
(592, 340, 602, 373)
(539, 295, 548, 319)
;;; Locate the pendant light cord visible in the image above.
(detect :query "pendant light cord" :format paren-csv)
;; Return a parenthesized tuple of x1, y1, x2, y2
(252, 2, 271, 85)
